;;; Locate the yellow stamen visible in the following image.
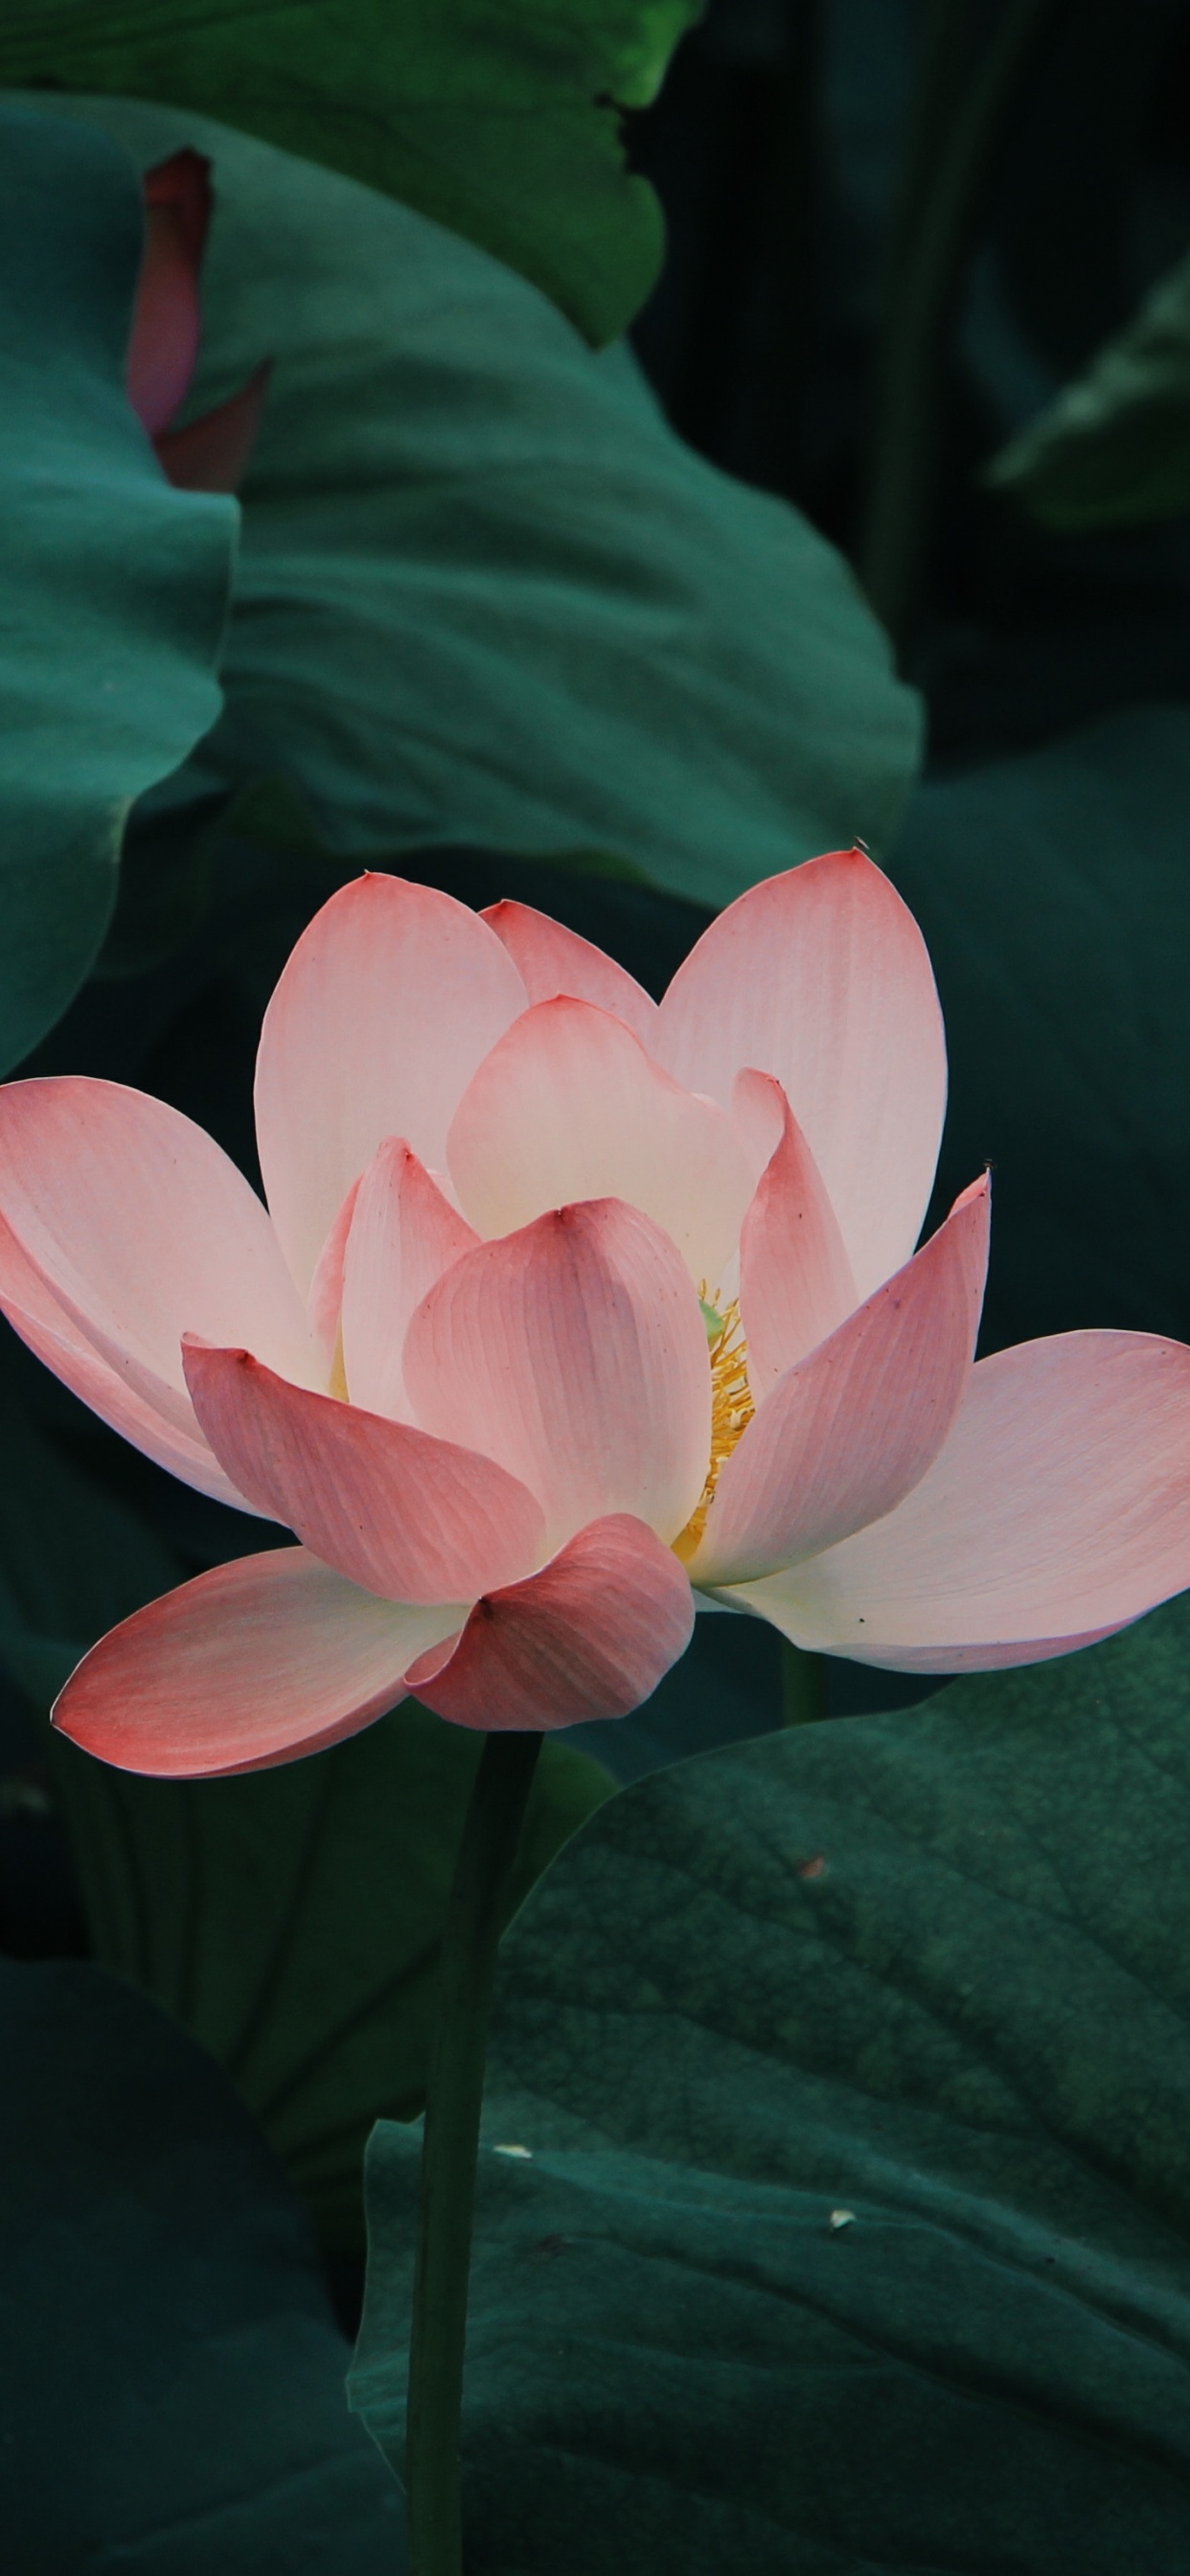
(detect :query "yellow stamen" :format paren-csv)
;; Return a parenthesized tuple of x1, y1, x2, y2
(674, 1294, 754, 1562)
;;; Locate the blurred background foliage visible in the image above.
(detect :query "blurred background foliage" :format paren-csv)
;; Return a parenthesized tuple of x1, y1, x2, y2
(7, 7, 1190, 2555)
(0, 0, 707, 342)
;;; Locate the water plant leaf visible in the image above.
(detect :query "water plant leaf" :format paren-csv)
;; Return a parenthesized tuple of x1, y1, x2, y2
(54, 1699, 611, 2251)
(0, 104, 233, 1072)
(0, 0, 703, 344)
(355, 1595, 1190, 2571)
(21, 95, 921, 913)
(891, 703, 1190, 1352)
(0, 1330, 611, 2249)
(0, 1957, 402, 2568)
(987, 243, 1190, 529)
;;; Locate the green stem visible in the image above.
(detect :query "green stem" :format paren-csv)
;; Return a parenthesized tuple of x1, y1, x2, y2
(405, 1729, 543, 2576)
(782, 1638, 829, 1728)
(858, 0, 1063, 656)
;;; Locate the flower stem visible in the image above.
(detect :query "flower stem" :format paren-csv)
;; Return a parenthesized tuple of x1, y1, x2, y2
(405, 1728, 543, 2576)
(782, 1639, 829, 1727)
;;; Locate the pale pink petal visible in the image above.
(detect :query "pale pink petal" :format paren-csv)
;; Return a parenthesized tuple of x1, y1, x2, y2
(730, 1067, 788, 1182)
(183, 1342, 545, 1602)
(340, 1139, 478, 1420)
(403, 1198, 710, 1551)
(408, 1513, 695, 1731)
(654, 850, 947, 1300)
(722, 1328, 1190, 1671)
(0, 1215, 254, 1509)
(0, 1078, 317, 1494)
(482, 901, 658, 1046)
(254, 875, 527, 1299)
(308, 1177, 362, 1359)
(446, 998, 754, 1290)
(736, 1070, 858, 1391)
(53, 1546, 465, 1778)
(690, 1178, 990, 1586)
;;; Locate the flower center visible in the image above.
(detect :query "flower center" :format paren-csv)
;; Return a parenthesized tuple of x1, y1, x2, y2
(674, 1293, 754, 1562)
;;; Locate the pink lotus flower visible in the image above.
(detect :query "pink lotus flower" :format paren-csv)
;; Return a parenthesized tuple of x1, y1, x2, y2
(2, 853, 1189, 1778)
(127, 148, 268, 495)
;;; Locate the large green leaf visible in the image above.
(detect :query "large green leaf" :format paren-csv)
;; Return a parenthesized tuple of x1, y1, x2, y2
(889, 704, 1190, 1352)
(987, 243, 1190, 529)
(354, 1597, 1190, 2570)
(0, 1, 700, 344)
(16, 95, 921, 913)
(0, 1958, 403, 2566)
(0, 1326, 611, 2247)
(55, 1704, 611, 2250)
(0, 105, 233, 1073)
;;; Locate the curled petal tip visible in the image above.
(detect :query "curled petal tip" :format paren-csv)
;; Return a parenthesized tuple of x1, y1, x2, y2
(413, 1515, 695, 1732)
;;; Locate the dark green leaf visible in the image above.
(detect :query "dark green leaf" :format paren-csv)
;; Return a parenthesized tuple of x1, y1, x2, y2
(0, 1958, 402, 2566)
(0, 0, 702, 344)
(0, 1333, 611, 2248)
(354, 1598, 1190, 2571)
(890, 704, 1190, 1351)
(0, 105, 233, 1072)
(54, 1703, 612, 2250)
(987, 244, 1190, 529)
(22, 95, 921, 912)
(93, 787, 224, 979)
(0, 1342, 183, 1708)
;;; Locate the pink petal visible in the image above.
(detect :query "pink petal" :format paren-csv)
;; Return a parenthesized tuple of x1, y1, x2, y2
(725, 1328, 1190, 1672)
(736, 1070, 857, 1390)
(446, 997, 754, 1290)
(403, 1198, 710, 1551)
(408, 1513, 695, 1731)
(155, 360, 271, 494)
(254, 875, 527, 1299)
(0, 1078, 317, 1499)
(53, 1546, 465, 1778)
(126, 149, 212, 436)
(653, 851, 947, 1301)
(730, 1067, 788, 1181)
(691, 1177, 990, 1585)
(0, 1214, 250, 1508)
(183, 1342, 545, 1602)
(482, 901, 658, 1046)
(307, 1175, 363, 1362)
(340, 1139, 478, 1420)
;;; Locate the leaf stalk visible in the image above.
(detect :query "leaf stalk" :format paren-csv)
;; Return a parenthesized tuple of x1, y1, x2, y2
(405, 1727, 543, 2576)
